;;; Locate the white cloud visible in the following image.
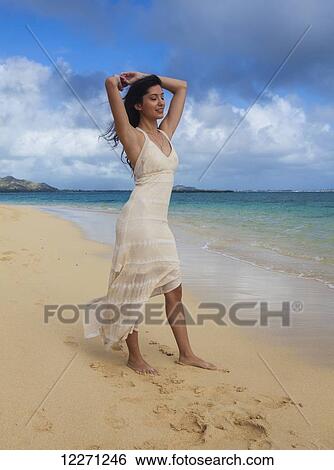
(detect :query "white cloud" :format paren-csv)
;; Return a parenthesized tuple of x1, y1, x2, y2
(175, 89, 333, 185)
(0, 55, 333, 189)
(0, 56, 109, 152)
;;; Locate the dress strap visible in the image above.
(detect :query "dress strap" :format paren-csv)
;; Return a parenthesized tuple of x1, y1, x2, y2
(158, 128, 172, 143)
(137, 126, 171, 143)
(135, 127, 148, 139)
(136, 126, 172, 153)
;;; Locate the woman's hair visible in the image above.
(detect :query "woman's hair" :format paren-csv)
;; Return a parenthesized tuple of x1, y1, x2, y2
(99, 74, 162, 177)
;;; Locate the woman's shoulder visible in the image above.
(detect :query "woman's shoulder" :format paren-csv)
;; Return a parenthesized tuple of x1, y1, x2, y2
(122, 127, 146, 167)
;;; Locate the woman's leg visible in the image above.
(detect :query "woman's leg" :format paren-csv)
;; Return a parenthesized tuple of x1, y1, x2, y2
(125, 329, 159, 375)
(164, 284, 217, 370)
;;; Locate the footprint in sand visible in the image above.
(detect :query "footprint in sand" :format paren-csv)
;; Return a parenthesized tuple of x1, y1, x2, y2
(153, 403, 177, 416)
(89, 361, 116, 378)
(149, 370, 185, 394)
(63, 336, 79, 348)
(0, 250, 16, 262)
(290, 441, 320, 450)
(89, 361, 136, 387)
(253, 394, 295, 409)
(104, 414, 128, 430)
(149, 340, 176, 357)
(233, 416, 271, 449)
(0, 256, 12, 262)
(104, 414, 129, 430)
(157, 381, 316, 449)
(32, 410, 54, 433)
(158, 344, 175, 356)
(170, 408, 209, 436)
(134, 441, 161, 450)
(122, 395, 140, 404)
(167, 400, 273, 449)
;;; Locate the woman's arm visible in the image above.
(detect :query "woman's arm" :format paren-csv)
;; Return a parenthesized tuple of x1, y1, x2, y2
(104, 75, 137, 146)
(146, 73, 187, 94)
(157, 75, 187, 138)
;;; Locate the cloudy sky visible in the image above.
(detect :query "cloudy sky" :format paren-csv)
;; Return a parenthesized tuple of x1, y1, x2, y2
(0, 0, 333, 190)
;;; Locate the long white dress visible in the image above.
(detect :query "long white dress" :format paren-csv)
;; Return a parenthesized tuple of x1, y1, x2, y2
(82, 127, 182, 351)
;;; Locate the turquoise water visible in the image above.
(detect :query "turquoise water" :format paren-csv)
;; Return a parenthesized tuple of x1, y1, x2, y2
(1, 191, 333, 289)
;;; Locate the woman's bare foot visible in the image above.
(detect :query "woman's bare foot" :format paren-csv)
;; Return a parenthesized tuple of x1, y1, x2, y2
(127, 357, 159, 375)
(176, 353, 217, 370)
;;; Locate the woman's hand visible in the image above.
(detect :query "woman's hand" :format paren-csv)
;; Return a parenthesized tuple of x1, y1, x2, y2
(120, 71, 148, 86)
(106, 74, 126, 91)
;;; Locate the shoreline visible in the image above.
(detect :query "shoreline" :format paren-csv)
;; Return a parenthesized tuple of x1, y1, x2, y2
(48, 203, 334, 292)
(31, 203, 334, 370)
(0, 203, 333, 449)
(2, 199, 332, 292)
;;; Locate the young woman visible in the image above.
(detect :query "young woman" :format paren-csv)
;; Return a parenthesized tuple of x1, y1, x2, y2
(83, 71, 217, 375)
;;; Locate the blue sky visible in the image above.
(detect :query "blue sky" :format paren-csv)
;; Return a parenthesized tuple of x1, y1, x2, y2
(0, 0, 333, 190)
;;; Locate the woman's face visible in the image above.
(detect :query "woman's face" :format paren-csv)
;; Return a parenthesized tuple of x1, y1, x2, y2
(138, 85, 165, 119)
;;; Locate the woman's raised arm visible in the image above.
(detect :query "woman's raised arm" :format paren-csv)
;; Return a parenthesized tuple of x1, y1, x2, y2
(156, 75, 187, 139)
(104, 75, 136, 145)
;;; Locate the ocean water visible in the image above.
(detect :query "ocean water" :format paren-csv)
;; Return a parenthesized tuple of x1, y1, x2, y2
(1, 190, 333, 289)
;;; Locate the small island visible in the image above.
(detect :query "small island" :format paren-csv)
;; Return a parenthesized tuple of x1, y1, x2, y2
(0, 176, 58, 192)
(0, 176, 234, 192)
(172, 185, 234, 192)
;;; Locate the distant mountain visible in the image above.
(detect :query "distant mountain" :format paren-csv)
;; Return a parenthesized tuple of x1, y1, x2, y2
(0, 178, 232, 193)
(172, 184, 234, 192)
(0, 176, 59, 192)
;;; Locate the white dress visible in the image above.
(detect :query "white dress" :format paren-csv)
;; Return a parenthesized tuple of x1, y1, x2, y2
(83, 127, 182, 351)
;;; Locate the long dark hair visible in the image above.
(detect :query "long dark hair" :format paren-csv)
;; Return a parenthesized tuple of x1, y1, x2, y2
(99, 74, 162, 177)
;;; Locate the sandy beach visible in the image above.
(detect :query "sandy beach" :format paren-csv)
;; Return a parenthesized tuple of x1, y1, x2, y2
(0, 203, 333, 450)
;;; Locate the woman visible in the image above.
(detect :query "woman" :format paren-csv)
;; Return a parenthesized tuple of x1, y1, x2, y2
(83, 71, 217, 375)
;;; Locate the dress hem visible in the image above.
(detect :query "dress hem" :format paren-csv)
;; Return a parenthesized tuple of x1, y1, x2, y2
(82, 276, 182, 350)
